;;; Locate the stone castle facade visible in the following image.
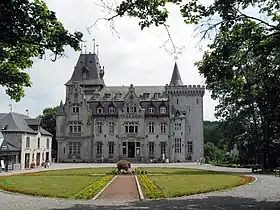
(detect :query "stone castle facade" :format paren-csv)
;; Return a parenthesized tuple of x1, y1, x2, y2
(56, 52, 205, 163)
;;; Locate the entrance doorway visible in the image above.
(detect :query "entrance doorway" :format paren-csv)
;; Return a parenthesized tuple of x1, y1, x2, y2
(128, 142, 135, 158)
(25, 153, 30, 168)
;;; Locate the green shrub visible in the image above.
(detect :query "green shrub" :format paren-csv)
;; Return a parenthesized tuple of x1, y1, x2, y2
(138, 175, 165, 199)
(73, 175, 112, 200)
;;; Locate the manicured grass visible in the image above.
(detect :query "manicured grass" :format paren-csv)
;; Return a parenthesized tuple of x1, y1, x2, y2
(0, 175, 101, 198)
(150, 174, 244, 197)
(29, 167, 113, 176)
(137, 167, 216, 175)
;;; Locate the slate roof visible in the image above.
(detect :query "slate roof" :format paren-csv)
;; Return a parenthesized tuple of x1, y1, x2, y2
(0, 112, 52, 136)
(0, 131, 21, 152)
(89, 86, 168, 101)
(65, 53, 105, 86)
(170, 62, 183, 86)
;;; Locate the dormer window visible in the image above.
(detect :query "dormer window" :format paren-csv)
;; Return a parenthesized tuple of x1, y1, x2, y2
(104, 93, 111, 99)
(96, 106, 104, 114)
(127, 105, 137, 113)
(109, 106, 115, 113)
(143, 93, 150, 99)
(154, 93, 160, 99)
(115, 93, 122, 99)
(148, 106, 155, 113)
(82, 71, 89, 80)
(160, 106, 167, 114)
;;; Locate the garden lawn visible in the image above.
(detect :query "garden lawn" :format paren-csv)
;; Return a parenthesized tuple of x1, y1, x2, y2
(150, 174, 244, 197)
(32, 167, 113, 176)
(0, 175, 101, 198)
(138, 167, 216, 175)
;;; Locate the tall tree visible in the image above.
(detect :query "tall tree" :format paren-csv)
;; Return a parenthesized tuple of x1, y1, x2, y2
(0, 0, 83, 101)
(39, 106, 59, 159)
(107, 0, 280, 169)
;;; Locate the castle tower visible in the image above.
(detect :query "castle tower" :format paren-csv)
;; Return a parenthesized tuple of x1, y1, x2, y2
(65, 52, 105, 96)
(56, 100, 66, 162)
(166, 62, 205, 162)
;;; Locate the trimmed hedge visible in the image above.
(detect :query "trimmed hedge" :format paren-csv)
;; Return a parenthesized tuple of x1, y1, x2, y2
(74, 175, 113, 200)
(138, 175, 165, 199)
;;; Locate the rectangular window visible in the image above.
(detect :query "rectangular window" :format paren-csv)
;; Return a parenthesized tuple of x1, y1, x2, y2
(37, 138, 40, 148)
(26, 137, 30, 149)
(72, 106, 80, 113)
(108, 142, 114, 155)
(160, 142, 166, 155)
(124, 122, 138, 134)
(109, 122, 115, 134)
(69, 122, 82, 133)
(148, 122, 155, 133)
(175, 123, 181, 131)
(96, 142, 102, 155)
(196, 98, 199, 105)
(187, 141, 193, 153)
(96, 122, 102, 134)
(46, 138, 50, 149)
(122, 142, 127, 155)
(175, 138, 182, 153)
(68, 142, 81, 156)
(148, 142, 155, 155)
(160, 122, 166, 133)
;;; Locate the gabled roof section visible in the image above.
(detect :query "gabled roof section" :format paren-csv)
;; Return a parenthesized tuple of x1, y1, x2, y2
(65, 53, 105, 86)
(169, 62, 183, 86)
(0, 112, 52, 136)
(108, 100, 116, 108)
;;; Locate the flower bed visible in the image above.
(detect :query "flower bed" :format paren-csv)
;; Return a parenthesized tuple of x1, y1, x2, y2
(74, 175, 113, 200)
(138, 175, 165, 199)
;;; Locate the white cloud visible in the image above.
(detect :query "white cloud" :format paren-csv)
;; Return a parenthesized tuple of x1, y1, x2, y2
(0, 0, 218, 120)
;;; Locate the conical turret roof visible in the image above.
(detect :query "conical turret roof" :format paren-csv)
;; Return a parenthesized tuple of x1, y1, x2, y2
(169, 62, 183, 86)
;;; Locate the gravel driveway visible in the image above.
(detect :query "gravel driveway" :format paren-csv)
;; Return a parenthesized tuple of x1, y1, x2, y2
(0, 163, 279, 210)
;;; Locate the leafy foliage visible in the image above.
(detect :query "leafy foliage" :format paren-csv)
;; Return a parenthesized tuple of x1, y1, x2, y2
(0, 0, 83, 101)
(114, 0, 280, 170)
(38, 106, 59, 158)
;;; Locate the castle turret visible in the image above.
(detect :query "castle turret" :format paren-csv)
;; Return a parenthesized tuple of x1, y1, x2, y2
(166, 62, 205, 163)
(169, 62, 183, 86)
(65, 52, 105, 95)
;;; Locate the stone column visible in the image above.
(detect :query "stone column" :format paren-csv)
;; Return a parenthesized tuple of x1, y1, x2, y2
(15, 154, 19, 164)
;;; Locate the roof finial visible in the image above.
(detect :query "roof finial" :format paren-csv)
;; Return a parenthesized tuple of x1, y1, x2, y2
(9, 104, 12, 112)
(84, 41, 87, 54)
(93, 38, 96, 54)
(96, 44, 99, 56)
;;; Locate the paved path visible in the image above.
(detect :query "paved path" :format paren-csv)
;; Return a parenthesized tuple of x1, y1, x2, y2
(0, 163, 279, 210)
(97, 176, 139, 201)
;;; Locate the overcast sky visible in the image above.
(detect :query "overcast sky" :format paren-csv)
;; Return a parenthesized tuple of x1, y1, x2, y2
(0, 0, 218, 120)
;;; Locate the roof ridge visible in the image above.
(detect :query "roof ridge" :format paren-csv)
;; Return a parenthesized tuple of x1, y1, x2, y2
(10, 112, 22, 131)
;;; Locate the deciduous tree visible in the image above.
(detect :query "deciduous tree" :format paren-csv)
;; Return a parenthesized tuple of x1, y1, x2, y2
(0, 0, 83, 101)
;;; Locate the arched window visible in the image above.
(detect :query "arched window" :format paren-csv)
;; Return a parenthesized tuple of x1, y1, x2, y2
(96, 106, 104, 114)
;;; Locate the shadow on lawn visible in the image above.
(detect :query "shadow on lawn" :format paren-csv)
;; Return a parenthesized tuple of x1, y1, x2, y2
(50, 196, 280, 210)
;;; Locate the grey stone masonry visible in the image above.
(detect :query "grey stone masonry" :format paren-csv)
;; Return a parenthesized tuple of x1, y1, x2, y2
(56, 53, 205, 163)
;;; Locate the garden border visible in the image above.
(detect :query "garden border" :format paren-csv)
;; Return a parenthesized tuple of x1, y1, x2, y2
(92, 175, 117, 200)
(135, 175, 144, 200)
